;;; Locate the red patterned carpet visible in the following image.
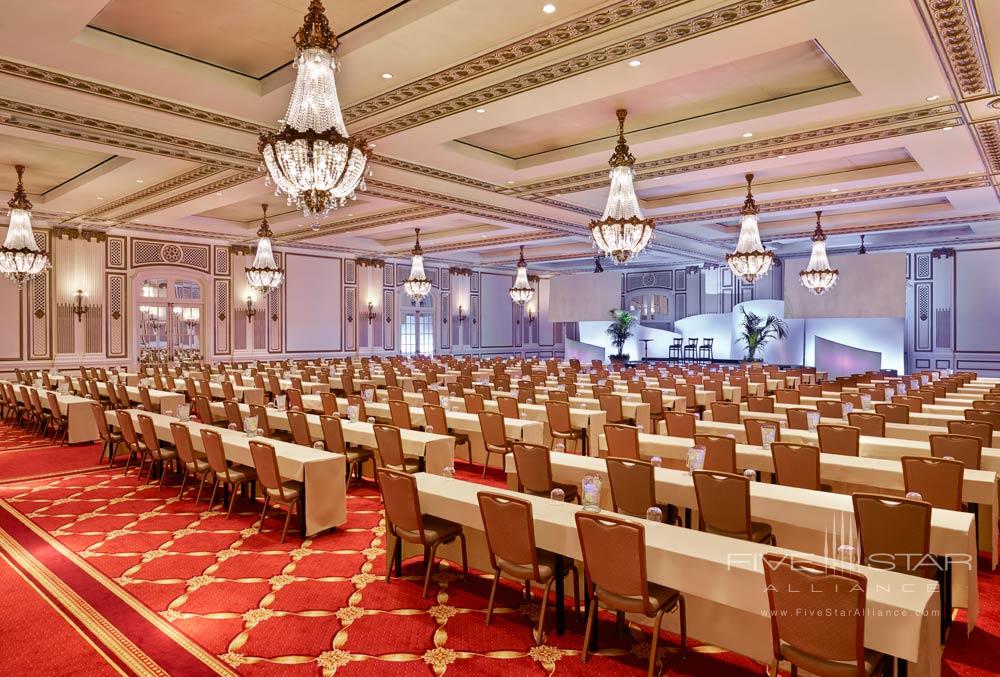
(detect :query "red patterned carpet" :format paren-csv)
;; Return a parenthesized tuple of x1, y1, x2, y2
(0, 421, 996, 675)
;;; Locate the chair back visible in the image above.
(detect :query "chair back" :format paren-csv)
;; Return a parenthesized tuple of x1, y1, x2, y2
(762, 554, 868, 673)
(287, 410, 313, 446)
(511, 443, 554, 494)
(692, 434, 737, 473)
(799, 384, 823, 397)
(744, 418, 781, 446)
(663, 411, 696, 439)
(817, 425, 860, 456)
(248, 404, 272, 436)
(710, 401, 741, 424)
(771, 442, 822, 490)
(693, 470, 752, 539)
(847, 412, 885, 437)
(249, 440, 290, 499)
(422, 389, 440, 406)
(965, 409, 1000, 428)
(675, 383, 697, 408)
(374, 424, 406, 468)
(45, 391, 62, 420)
(115, 409, 140, 447)
(774, 389, 800, 405)
(901, 456, 963, 511)
(116, 383, 130, 409)
(747, 396, 775, 413)
(388, 400, 414, 430)
(598, 394, 624, 424)
(604, 424, 639, 459)
(222, 381, 236, 401)
(575, 512, 651, 613)
(929, 433, 982, 470)
(447, 383, 464, 398)
(346, 395, 368, 421)
(319, 414, 346, 453)
(638, 389, 663, 417)
(478, 411, 508, 451)
(547, 389, 570, 403)
(973, 399, 1000, 412)
(785, 407, 814, 430)
(544, 400, 572, 434)
(318, 391, 338, 416)
(605, 457, 656, 517)
(474, 384, 492, 399)
(224, 400, 243, 428)
(947, 420, 993, 448)
(464, 393, 485, 415)
(893, 395, 923, 413)
(377, 468, 424, 536)
(90, 402, 112, 441)
(171, 423, 197, 464)
(496, 396, 519, 419)
(816, 400, 846, 419)
(193, 395, 213, 424)
(477, 492, 540, 579)
(852, 493, 932, 577)
(874, 402, 909, 424)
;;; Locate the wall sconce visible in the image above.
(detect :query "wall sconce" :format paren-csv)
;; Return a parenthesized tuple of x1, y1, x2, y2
(527, 308, 535, 324)
(245, 296, 257, 323)
(367, 301, 377, 325)
(73, 289, 88, 323)
(457, 305, 466, 324)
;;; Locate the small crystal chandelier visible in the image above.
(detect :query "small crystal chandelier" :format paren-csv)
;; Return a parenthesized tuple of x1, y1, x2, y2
(800, 210, 839, 295)
(509, 246, 535, 305)
(246, 204, 284, 294)
(403, 228, 432, 302)
(589, 109, 654, 264)
(726, 173, 774, 283)
(258, 0, 372, 218)
(1, 165, 48, 287)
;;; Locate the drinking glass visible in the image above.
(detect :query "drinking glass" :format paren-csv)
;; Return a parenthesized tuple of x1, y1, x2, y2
(806, 411, 820, 432)
(550, 487, 565, 502)
(685, 446, 705, 473)
(645, 506, 663, 523)
(580, 475, 602, 512)
(760, 424, 777, 451)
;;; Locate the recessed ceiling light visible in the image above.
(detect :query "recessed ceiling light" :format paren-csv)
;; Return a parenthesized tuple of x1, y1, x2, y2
(943, 126, 953, 131)
(742, 132, 753, 138)
(830, 188, 839, 192)
(542, 3, 556, 13)
(777, 155, 787, 159)
(96, 197, 104, 200)
(507, 180, 515, 184)
(381, 72, 393, 79)
(216, 192, 223, 196)
(136, 179, 144, 183)
(481, 235, 487, 238)
(475, 107, 486, 113)
(968, 170, 978, 174)
(628, 59, 641, 67)
(926, 95, 940, 101)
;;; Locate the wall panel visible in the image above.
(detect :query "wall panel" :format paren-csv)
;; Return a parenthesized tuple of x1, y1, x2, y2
(284, 254, 343, 352)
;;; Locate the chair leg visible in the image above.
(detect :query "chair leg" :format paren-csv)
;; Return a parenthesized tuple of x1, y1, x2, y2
(648, 608, 665, 677)
(385, 535, 401, 584)
(158, 459, 169, 487)
(570, 566, 581, 620)
(485, 569, 500, 625)
(533, 577, 554, 645)
(422, 541, 442, 598)
(177, 468, 189, 500)
(226, 482, 241, 519)
(580, 588, 597, 664)
(458, 533, 468, 576)
(193, 473, 209, 507)
(257, 494, 269, 533)
(677, 596, 687, 659)
(481, 452, 490, 478)
(208, 478, 221, 508)
(280, 501, 294, 543)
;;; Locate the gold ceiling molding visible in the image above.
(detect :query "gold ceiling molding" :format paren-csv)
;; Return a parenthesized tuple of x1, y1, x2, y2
(971, 121, 1000, 173)
(67, 166, 225, 222)
(654, 175, 990, 225)
(0, 58, 265, 134)
(357, 0, 815, 141)
(277, 207, 444, 242)
(370, 155, 498, 192)
(535, 197, 602, 218)
(916, 0, 994, 100)
(356, 257, 385, 268)
(111, 171, 259, 222)
(423, 232, 564, 254)
(51, 226, 107, 242)
(0, 98, 257, 170)
(511, 106, 960, 197)
(343, 0, 697, 124)
(766, 211, 1000, 240)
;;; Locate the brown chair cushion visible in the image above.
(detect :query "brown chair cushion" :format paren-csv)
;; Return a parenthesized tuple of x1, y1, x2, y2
(597, 581, 680, 615)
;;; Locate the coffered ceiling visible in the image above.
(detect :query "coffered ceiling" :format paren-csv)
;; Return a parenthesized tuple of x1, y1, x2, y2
(2, 0, 1000, 273)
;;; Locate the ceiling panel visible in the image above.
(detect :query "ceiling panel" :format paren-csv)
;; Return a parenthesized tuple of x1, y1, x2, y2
(0, 134, 114, 195)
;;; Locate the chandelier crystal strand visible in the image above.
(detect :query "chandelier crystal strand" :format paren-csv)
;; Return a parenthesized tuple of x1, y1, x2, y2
(726, 173, 774, 283)
(509, 246, 535, 304)
(245, 204, 284, 294)
(258, 0, 371, 218)
(0, 165, 48, 288)
(589, 109, 654, 264)
(403, 228, 432, 302)
(799, 210, 839, 295)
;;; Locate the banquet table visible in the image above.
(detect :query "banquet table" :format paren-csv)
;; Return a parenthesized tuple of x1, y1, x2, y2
(3, 381, 100, 443)
(739, 400, 967, 428)
(72, 379, 186, 414)
(409, 473, 942, 676)
(107, 409, 346, 536)
(594, 433, 979, 628)
(166, 380, 266, 406)
(447, 398, 607, 454)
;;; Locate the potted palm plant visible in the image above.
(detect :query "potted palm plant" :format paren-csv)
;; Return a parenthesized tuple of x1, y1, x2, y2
(737, 307, 788, 362)
(606, 309, 636, 365)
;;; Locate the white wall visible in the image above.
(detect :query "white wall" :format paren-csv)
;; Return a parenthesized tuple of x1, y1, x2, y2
(284, 254, 343, 352)
(479, 272, 514, 349)
(675, 313, 734, 360)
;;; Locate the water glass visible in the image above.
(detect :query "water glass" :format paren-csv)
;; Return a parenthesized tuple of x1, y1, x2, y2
(441, 396, 450, 411)
(244, 416, 258, 437)
(860, 394, 872, 410)
(685, 446, 705, 473)
(836, 544, 858, 563)
(650, 455, 662, 468)
(743, 468, 757, 481)
(443, 466, 455, 479)
(645, 506, 663, 523)
(841, 402, 853, 417)
(276, 394, 287, 411)
(806, 411, 820, 432)
(347, 405, 359, 422)
(896, 383, 907, 396)
(553, 443, 566, 453)
(177, 403, 191, 421)
(580, 475, 602, 512)
(760, 424, 777, 451)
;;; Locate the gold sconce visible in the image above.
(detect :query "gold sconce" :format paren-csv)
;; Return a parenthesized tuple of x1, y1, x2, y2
(73, 289, 88, 322)
(457, 305, 466, 324)
(527, 308, 535, 324)
(245, 296, 257, 323)
(367, 301, 376, 325)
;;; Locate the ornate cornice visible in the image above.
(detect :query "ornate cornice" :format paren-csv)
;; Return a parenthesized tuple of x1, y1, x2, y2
(449, 267, 472, 277)
(971, 120, 1000, 172)
(356, 257, 385, 268)
(52, 227, 107, 242)
(931, 246, 956, 258)
(916, 0, 994, 100)
(357, 0, 815, 140)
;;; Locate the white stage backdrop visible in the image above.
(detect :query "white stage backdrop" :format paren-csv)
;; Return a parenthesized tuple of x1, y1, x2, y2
(954, 249, 1000, 351)
(783, 253, 906, 318)
(549, 272, 623, 322)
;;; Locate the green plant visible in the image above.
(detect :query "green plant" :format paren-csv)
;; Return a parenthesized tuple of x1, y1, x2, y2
(606, 309, 636, 361)
(737, 307, 789, 361)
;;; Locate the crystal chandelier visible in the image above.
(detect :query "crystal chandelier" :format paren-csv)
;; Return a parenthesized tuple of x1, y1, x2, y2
(1, 165, 48, 287)
(726, 173, 774, 283)
(246, 204, 284, 294)
(589, 109, 654, 264)
(509, 246, 535, 305)
(799, 210, 839, 295)
(403, 228, 432, 302)
(258, 0, 372, 218)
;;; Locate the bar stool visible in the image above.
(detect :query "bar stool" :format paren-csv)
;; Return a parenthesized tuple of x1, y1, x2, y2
(683, 338, 699, 361)
(698, 337, 714, 361)
(668, 338, 683, 360)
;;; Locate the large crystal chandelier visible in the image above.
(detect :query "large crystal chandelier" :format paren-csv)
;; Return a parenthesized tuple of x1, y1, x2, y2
(509, 246, 535, 305)
(246, 204, 284, 294)
(1, 166, 48, 288)
(403, 229, 432, 302)
(258, 0, 372, 219)
(800, 210, 839, 295)
(589, 109, 654, 264)
(726, 173, 774, 283)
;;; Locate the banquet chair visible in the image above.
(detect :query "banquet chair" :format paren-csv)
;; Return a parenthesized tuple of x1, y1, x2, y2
(785, 408, 814, 430)
(511, 442, 578, 502)
(744, 418, 781, 446)
(422, 389, 441, 406)
(422, 404, 471, 464)
(92, 402, 123, 466)
(547, 390, 569, 403)
(464, 393, 485, 415)
(847, 412, 885, 438)
(87, 379, 107, 409)
(692, 470, 775, 544)
(319, 391, 339, 416)
(286, 388, 305, 411)
(761, 553, 882, 677)
(710, 401, 741, 424)
(389, 400, 415, 431)
(692, 434, 737, 473)
(605, 457, 673, 521)
(221, 380, 237, 402)
(576, 512, 686, 673)
(198, 379, 214, 400)
(683, 338, 699, 360)
(640, 389, 666, 429)
(668, 338, 683, 360)
(972, 400, 1000, 412)
(287, 410, 313, 447)
(770, 443, 832, 492)
(901, 456, 963, 511)
(545, 400, 587, 454)
(447, 383, 464, 398)
(840, 393, 866, 410)
(171, 422, 213, 506)
(249, 403, 287, 441)
(346, 395, 368, 421)
(947, 420, 993, 448)
(474, 384, 493, 400)
(45, 392, 68, 444)
(913, 390, 936, 405)
(479, 411, 513, 477)
(664, 411, 697, 439)
(116, 410, 146, 476)
(379, 468, 467, 598)
(340, 371, 358, 397)
(675, 383, 701, 414)
(965, 409, 1000, 429)
(598, 393, 625, 425)
(874, 402, 909, 424)
(496, 396, 519, 419)
(893, 396, 923, 413)
(817, 425, 860, 456)
(193, 395, 224, 426)
(604, 424, 640, 460)
(929, 433, 982, 470)
(249, 440, 300, 542)
(747, 396, 775, 413)
(591, 385, 612, 399)
(852, 493, 934, 579)
(627, 380, 643, 394)
(373, 424, 420, 473)
(774, 389, 800, 405)
(116, 383, 131, 411)
(478, 492, 580, 643)
(815, 400, 846, 419)
(137, 413, 178, 487)
(413, 378, 430, 392)
(138, 385, 155, 412)
(25, 388, 47, 435)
